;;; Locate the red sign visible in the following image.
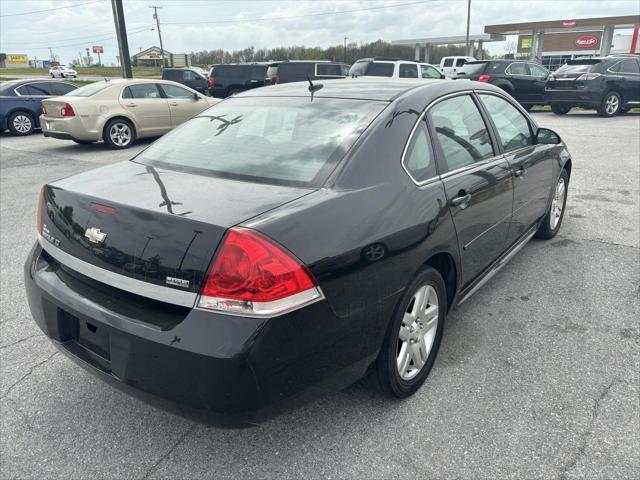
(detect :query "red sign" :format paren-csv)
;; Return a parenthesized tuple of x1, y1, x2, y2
(562, 20, 577, 27)
(576, 35, 598, 48)
(92, 46, 104, 54)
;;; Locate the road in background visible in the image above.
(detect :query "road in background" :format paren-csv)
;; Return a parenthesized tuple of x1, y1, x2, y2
(1, 112, 638, 479)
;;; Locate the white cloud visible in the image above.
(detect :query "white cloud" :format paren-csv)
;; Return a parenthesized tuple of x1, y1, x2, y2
(1, 0, 637, 64)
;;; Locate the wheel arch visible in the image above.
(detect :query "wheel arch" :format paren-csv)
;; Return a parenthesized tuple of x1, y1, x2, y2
(563, 157, 572, 179)
(101, 115, 137, 140)
(424, 251, 458, 313)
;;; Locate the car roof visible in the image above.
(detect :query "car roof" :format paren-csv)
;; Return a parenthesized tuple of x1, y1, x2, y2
(236, 77, 472, 102)
(0, 78, 69, 86)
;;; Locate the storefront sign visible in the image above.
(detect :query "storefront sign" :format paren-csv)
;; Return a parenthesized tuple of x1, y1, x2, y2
(562, 20, 577, 27)
(520, 37, 532, 49)
(7, 54, 28, 64)
(576, 35, 598, 48)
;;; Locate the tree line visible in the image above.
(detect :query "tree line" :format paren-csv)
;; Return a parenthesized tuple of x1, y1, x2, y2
(189, 39, 488, 66)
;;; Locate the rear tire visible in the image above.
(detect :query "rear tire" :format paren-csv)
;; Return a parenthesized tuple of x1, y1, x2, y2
(375, 267, 446, 398)
(8, 111, 35, 135)
(551, 104, 571, 115)
(597, 91, 621, 117)
(535, 169, 569, 240)
(103, 118, 135, 149)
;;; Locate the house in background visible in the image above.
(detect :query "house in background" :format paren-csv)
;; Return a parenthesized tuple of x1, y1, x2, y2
(132, 46, 191, 67)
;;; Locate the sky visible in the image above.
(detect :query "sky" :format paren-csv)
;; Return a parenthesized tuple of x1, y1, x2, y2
(0, 0, 638, 65)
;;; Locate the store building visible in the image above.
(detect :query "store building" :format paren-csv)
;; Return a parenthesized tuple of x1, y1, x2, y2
(486, 15, 640, 70)
(132, 46, 191, 67)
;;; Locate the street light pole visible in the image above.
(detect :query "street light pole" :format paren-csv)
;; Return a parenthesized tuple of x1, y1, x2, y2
(111, 0, 132, 78)
(343, 36, 348, 64)
(465, 0, 471, 56)
(149, 6, 165, 68)
(85, 47, 91, 67)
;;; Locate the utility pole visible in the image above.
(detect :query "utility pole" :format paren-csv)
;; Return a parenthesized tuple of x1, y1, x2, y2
(48, 47, 54, 63)
(149, 6, 165, 68)
(465, 0, 471, 56)
(111, 0, 132, 78)
(343, 36, 348, 64)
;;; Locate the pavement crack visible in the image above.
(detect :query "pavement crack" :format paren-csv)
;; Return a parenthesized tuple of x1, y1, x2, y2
(0, 333, 44, 350)
(558, 378, 629, 480)
(140, 423, 197, 479)
(0, 350, 59, 399)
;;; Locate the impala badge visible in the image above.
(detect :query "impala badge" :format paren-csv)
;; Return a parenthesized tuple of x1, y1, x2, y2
(84, 227, 107, 244)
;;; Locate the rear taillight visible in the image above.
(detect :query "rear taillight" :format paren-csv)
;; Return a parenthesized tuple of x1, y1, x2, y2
(576, 73, 602, 81)
(478, 74, 491, 83)
(198, 227, 323, 316)
(274, 73, 280, 85)
(209, 76, 215, 88)
(60, 103, 75, 117)
(41, 103, 47, 115)
(37, 186, 44, 234)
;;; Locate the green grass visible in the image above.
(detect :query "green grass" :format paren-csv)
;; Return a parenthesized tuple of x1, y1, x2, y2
(0, 66, 161, 78)
(0, 76, 94, 85)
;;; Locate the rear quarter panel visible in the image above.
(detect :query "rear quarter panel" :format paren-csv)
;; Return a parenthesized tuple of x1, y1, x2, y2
(243, 87, 461, 366)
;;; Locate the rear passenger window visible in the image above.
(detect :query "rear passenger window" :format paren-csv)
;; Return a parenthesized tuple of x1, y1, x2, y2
(251, 66, 267, 80)
(443, 59, 454, 67)
(618, 59, 640, 74)
(124, 84, 161, 99)
(316, 64, 344, 76)
(50, 82, 77, 95)
(366, 62, 394, 77)
(507, 63, 528, 75)
(480, 94, 532, 152)
(455, 59, 467, 67)
(399, 64, 418, 78)
(404, 123, 436, 183)
(421, 65, 441, 79)
(429, 95, 494, 173)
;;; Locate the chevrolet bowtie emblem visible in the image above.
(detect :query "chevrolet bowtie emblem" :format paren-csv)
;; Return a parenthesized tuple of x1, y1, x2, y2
(85, 227, 107, 244)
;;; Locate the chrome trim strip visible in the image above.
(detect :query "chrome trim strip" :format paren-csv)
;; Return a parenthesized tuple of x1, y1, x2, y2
(195, 286, 326, 318)
(457, 226, 536, 305)
(38, 235, 197, 308)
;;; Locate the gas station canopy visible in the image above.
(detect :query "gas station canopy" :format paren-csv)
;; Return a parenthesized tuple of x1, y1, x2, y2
(392, 34, 506, 62)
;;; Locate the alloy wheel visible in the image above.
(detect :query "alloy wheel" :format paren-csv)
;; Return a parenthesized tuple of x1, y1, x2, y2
(605, 95, 619, 115)
(109, 123, 132, 147)
(397, 284, 439, 380)
(550, 177, 566, 230)
(12, 115, 32, 134)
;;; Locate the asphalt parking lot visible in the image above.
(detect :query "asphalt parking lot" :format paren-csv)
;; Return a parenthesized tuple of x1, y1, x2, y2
(1, 111, 638, 479)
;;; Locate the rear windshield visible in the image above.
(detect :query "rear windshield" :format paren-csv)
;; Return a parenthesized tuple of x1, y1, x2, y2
(556, 59, 601, 74)
(135, 97, 386, 187)
(0, 81, 20, 95)
(316, 63, 348, 76)
(459, 61, 488, 76)
(213, 65, 255, 78)
(65, 81, 112, 97)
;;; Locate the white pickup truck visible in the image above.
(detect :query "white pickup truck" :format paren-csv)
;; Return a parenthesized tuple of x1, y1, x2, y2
(439, 56, 476, 78)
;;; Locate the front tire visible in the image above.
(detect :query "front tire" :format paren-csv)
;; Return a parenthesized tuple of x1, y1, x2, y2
(535, 169, 569, 239)
(597, 91, 621, 117)
(8, 111, 35, 135)
(375, 267, 446, 398)
(551, 104, 571, 115)
(103, 118, 135, 149)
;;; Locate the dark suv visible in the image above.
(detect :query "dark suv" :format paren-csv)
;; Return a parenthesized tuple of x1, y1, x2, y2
(161, 68, 209, 95)
(458, 60, 549, 110)
(545, 55, 640, 117)
(272, 61, 349, 84)
(208, 64, 275, 98)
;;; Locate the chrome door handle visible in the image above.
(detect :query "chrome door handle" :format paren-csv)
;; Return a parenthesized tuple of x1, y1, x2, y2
(513, 167, 526, 177)
(451, 193, 471, 208)
(126, 102, 137, 107)
(170, 102, 179, 106)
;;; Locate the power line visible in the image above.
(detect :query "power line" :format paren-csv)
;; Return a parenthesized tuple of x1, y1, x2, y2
(162, 0, 434, 26)
(0, 0, 104, 18)
(0, 24, 155, 48)
(14, 26, 155, 51)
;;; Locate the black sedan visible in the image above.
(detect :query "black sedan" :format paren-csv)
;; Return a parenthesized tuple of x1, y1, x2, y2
(25, 78, 572, 425)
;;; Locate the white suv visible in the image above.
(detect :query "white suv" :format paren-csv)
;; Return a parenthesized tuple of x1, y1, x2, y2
(349, 58, 444, 79)
(439, 56, 476, 78)
(49, 66, 78, 78)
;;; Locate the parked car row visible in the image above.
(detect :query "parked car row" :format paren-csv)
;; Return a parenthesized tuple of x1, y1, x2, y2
(457, 54, 640, 117)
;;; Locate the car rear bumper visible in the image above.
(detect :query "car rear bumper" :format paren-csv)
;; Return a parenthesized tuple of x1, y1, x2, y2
(545, 88, 602, 107)
(40, 114, 101, 141)
(25, 242, 374, 425)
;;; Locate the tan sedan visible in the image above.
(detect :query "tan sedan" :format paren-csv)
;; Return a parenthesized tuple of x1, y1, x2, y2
(40, 79, 219, 148)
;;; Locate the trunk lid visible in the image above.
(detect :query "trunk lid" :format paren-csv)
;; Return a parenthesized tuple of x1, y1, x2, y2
(547, 60, 601, 90)
(41, 99, 71, 118)
(40, 161, 314, 299)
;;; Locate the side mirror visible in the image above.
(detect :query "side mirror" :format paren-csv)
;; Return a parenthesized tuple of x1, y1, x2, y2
(536, 127, 561, 145)
(193, 92, 200, 100)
